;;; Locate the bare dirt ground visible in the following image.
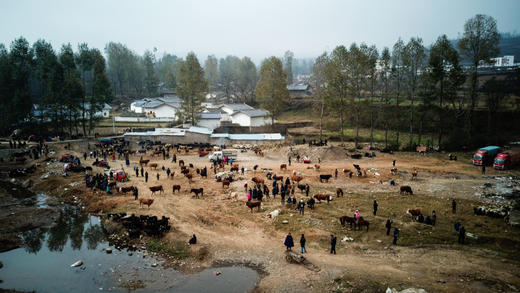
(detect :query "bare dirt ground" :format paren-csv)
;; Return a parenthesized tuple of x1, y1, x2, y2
(3, 140, 520, 292)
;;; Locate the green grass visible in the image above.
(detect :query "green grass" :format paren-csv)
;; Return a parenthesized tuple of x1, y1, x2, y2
(146, 238, 190, 259)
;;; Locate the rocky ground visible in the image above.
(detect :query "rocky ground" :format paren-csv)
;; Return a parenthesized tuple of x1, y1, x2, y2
(1, 140, 520, 292)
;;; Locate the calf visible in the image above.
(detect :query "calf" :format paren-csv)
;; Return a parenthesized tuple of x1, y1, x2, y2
(400, 185, 413, 195)
(280, 164, 287, 170)
(149, 163, 158, 169)
(314, 194, 332, 203)
(319, 174, 332, 183)
(246, 201, 262, 212)
(149, 185, 164, 195)
(336, 188, 344, 197)
(190, 188, 204, 198)
(172, 185, 181, 193)
(222, 180, 231, 188)
(139, 198, 154, 208)
(407, 209, 422, 221)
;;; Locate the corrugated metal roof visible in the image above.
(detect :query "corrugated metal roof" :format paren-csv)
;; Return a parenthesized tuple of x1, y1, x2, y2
(287, 84, 309, 91)
(198, 112, 221, 119)
(142, 101, 164, 108)
(187, 126, 213, 135)
(231, 109, 270, 117)
(210, 133, 229, 138)
(221, 104, 254, 111)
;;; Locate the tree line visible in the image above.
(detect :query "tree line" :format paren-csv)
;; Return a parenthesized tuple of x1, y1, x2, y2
(311, 14, 519, 150)
(0, 38, 111, 137)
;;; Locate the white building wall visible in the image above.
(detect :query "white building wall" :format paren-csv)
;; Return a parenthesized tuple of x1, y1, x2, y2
(143, 104, 177, 118)
(231, 113, 251, 126)
(196, 119, 221, 130)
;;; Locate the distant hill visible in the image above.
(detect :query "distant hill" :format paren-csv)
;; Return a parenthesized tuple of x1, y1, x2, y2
(450, 33, 520, 65)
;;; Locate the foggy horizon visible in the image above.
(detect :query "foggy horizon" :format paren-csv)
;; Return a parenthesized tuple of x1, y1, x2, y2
(1, 0, 519, 62)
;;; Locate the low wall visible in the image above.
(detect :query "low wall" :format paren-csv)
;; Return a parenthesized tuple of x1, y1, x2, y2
(115, 117, 174, 122)
(124, 134, 282, 146)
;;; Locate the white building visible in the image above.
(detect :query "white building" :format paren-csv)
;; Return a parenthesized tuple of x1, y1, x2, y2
(130, 96, 181, 119)
(231, 109, 271, 127)
(219, 103, 255, 115)
(481, 55, 515, 67)
(196, 112, 222, 130)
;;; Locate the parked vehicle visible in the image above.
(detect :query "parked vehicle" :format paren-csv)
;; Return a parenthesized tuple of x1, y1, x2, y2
(208, 150, 238, 162)
(472, 146, 501, 166)
(493, 150, 520, 170)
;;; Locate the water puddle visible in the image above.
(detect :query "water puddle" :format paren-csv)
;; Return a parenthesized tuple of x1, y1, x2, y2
(0, 203, 259, 292)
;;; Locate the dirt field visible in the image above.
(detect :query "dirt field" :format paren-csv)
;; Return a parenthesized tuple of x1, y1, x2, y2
(3, 140, 520, 292)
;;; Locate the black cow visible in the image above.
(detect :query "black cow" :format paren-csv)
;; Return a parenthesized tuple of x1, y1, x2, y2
(319, 174, 332, 183)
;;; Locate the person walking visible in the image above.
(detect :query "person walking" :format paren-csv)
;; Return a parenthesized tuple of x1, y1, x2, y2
(392, 160, 396, 167)
(330, 234, 337, 254)
(133, 187, 139, 200)
(481, 164, 486, 174)
(284, 233, 294, 251)
(145, 171, 149, 183)
(288, 156, 291, 166)
(156, 173, 160, 181)
(135, 167, 139, 177)
(305, 184, 310, 197)
(458, 225, 466, 244)
(452, 199, 457, 214)
(166, 168, 171, 177)
(300, 234, 307, 253)
(140, 167, 144, 177)
(298, 200, 305, 215)
(373, 200, 378, 216)
(393, 227, 399, 245)
(385, 219, 393, 235)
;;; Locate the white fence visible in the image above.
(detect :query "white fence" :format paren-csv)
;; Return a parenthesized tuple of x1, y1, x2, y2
(115, 116, 174, 122)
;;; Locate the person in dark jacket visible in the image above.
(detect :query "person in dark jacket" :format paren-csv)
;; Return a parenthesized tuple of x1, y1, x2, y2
(393, 228, 399, 245)
(300, 234, 307, 253)
(305, 184, 310, 197)
(145, 171, 148, 183)
(189, 234, 197, 245)
(133, 187, 139, 200)
(135, 167, 139, 177)
(284, 233, 294, 251)
(373, 200, 378, 216)
(452, 199, 457, 213)
(458, 225, 466, 244)
(330, 234, 337, 254)
(141, 167, 144, 177)
(431, 210, 437, 226)
(297, 200, 305, 215)
(385, 219, 392, 235)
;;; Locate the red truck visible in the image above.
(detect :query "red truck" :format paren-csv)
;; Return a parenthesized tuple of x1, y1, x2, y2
(493, 150, 520, 170)
(472, 146, 501, 166)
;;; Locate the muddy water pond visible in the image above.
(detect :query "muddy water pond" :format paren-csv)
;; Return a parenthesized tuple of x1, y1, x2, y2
(0, 202, 259, 292)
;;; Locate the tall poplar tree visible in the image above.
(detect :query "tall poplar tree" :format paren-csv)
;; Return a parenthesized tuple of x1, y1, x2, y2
(255, 56, 290, 125)
(176, 52, 208, 125)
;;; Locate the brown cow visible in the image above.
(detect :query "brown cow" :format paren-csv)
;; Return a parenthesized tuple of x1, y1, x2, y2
(246, 201, 261, 212)
(252, 177, 264, 185)
(336, 188, 344, 197)
(230, 166, 239, 172)
(179, 160, 185, 166)
(149, 163, 158, 169)
(314, 164, 320, 171)
(400, 186, 413, 195)
(139, 198, 154, 208)
(356, 217, 370, 231)
(411, 169, 418, 180)
(273, 175, 283, 181)
(172, 185, 181, 193)
(185, 173, 193, 182)
(222, 180, 231, 188)
(119, 186, 134, 193)
(407, 209, 422, 221)
(280, 164, 287, 170)
(149, 185, 164, 195)
(181, 168, 190, 175)
(339, 215, 356, 228)
(314, 194, 332, 203)
(139, 159, 150, 166)
(290, 175, 303, 183)
(390, 167, 398, 175)
(232, 163, 239, 168)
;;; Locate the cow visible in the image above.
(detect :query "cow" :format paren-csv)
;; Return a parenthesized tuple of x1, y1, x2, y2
(246, 201, 262, 212)
(297, 184, 307, 193)
(190, 188, 204, 198)
(319, 174, 332, 183)
(342, 169, 351, 175)
(119, 186, 135, 194)
(407, 209, 422, 221)
(179, 160, 185, 167)
(139, 159, 150, 166)
(336, 188, 344, 197)
(252, 177, 264, 185)
(172, 185, 181, 193)
(273, 175, 283, 181)
(222, 180, 231, 188)
(411, 169, 418, 180)
(185, 173, 193, 182)
(181, 165, 188, 171)
(139, 198, 154, 208)
(181, 168, 190, 175)
(280, 164, 287, 170)
(149, 163, 158, 169)
(339, 216, 356, 228)
(390, 167, 398, 175)
(232, 163, 239, 168)
(290, 175, 304, 183)
(314, 164, 320, 171)
(400, 186, 413, 195)
(314, 194, 332, 203)
(149, 185, 164, 195)
(230, 166, 239, 172)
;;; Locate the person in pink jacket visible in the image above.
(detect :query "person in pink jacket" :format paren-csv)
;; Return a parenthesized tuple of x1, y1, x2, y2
(247, 192, 251, 202)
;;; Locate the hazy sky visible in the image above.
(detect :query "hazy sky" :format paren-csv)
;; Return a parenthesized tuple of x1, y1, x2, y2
(1, 0, 519, 62)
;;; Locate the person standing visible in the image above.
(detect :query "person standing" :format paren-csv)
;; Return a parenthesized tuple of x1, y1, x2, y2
(133, 187, 139, 200)
(373, 200, 378, 216)
(145, 171, 149, 183)
(300, 234, 307, 253)
(393, 227, 399, 245)
(481, 164, 486, 175)
(135, 167, 139, 177)
(140, 167, 144, 177)
(330, 234, 337, 254)
(284, 233, 294, 251)
(432, 210, 437, 226)
(385, 219, 393, 235)
(288, 156, 291, 166)
(452, 199, 457, 214)
(392, 160, 396, 167)
(298, 200, 305, 215)
(335, 169, 338, 179)
(458, 225, 466, 244)
(156, 173, 160, 181)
